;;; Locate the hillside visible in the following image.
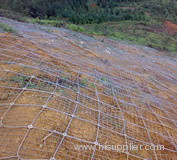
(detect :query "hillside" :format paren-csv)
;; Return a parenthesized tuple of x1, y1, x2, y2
(1, 0, 177, 24)
(0, 0, 177, 54)
(0, 1, 177, 159)
(0, 16, 177, 160)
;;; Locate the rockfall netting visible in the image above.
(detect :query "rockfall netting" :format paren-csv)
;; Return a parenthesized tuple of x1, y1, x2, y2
(0, 18, 177, 160)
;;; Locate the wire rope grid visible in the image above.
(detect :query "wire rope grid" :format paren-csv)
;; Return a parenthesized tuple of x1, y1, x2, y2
(0, 52, 42, 128)
(15, 64, 60, 159)
(102, 67, 130, 160)
(0, 59, 44, 159)
(134, 62, 177, 150)
(90, 68, 102, 160)
(50, 64, 83, 160)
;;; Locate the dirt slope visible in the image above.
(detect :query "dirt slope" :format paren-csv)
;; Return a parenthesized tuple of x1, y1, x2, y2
(164, 21, 177, 35)
(0, 17, 177, 160)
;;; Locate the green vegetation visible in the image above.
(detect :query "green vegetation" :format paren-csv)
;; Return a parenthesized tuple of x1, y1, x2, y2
(56, 88, 67, 96)
(10, 75, 54, 89)
(89, 83, 95, 88)
(27, 18, 65, 27)
(79, 78, 88, 87)
(11, 75, 30, 88)
(66, 24, 84, 32)
(1, 0, 177, 24)
(0, 22, 17, 34)
(10, 74, 73, 95)
(0, 9, 25, 22)
(0, 0, 176, 54)
(80, 20, 177, 53)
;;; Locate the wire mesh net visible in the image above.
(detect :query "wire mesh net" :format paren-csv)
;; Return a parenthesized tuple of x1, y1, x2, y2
(0, 19, 177, 160)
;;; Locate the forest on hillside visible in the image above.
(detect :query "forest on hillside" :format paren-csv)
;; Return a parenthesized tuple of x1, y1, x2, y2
(0, 0, 177, 53)
(0, 0, 177, 24)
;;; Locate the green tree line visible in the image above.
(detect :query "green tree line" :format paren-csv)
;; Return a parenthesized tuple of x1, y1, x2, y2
(0, 0, 177, 24)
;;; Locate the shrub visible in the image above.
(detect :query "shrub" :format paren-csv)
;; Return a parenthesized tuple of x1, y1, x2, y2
(0, 22, 17, 34)
(66, 24, 84, 32)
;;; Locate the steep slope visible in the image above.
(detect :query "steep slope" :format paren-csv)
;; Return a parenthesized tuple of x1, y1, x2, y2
(0, 17, 177, 159)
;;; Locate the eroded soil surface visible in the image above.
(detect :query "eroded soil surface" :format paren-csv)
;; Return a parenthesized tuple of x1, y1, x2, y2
(0, 17, 177, 160)
(164, 21, 177, 35)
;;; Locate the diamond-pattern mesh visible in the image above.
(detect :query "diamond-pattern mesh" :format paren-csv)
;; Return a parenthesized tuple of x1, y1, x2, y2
(0, 18, 177, 160)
